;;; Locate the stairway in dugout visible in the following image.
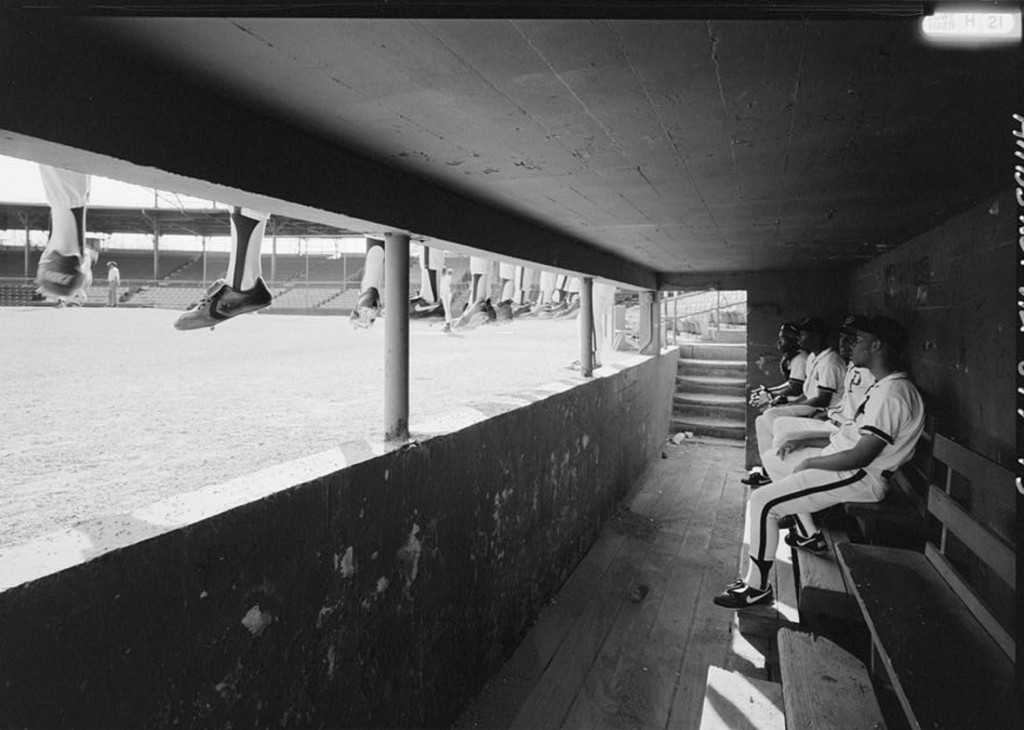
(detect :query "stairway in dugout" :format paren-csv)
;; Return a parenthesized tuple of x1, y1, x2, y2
(672, 329, 747, 441)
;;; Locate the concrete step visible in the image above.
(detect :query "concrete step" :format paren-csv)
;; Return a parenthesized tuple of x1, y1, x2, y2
(673, 393, 746, 419)
(714, 327, 748, 344)
(675, 374, 747, 396)
(671, 415, 746, 441)
(676, 342, 748, 361)
(678, 358, 747, 378)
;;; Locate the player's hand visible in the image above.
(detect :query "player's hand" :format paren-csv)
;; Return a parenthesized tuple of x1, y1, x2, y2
(776, 442, 798, 459)
(792, 460, 810, 474)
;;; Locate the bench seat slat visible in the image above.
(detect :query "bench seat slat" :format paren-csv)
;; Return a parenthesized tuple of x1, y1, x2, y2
(777, 629, 885, 730)
(924, 543, 1015, 661)
(837, 543, 1018, 730)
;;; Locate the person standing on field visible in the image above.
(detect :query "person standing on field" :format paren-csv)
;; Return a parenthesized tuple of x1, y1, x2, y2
(106, 261, 121, 307)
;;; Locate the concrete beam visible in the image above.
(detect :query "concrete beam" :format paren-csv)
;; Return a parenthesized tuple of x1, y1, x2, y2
(659, 269, 855, 291)
(0, 13, 656, 291)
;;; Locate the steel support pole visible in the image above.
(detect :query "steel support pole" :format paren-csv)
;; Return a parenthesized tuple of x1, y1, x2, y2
(384, 231, 410, 441)
(579, 276, 594, 377)
(19, 213, 30, 280)
(152, 222, 160, 283)
(270, 219, 277, 285)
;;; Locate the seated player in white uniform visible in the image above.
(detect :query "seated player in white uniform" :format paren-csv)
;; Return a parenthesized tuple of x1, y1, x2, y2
(748, 322, 809, 411)
(714, 316, 924, 609)
(744, 317, 846, 486)
(769, 314, 876, 451)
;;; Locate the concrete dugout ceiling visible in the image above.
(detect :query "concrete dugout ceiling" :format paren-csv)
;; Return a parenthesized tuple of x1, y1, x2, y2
(0, 2, 1018, 288)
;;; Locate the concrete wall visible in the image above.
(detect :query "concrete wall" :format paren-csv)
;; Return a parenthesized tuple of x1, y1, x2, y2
(847, 192, 1014, 473)
(743, 271, 852, 468)
(0, 352, 677, 730)
(848, 192, 1015, 634)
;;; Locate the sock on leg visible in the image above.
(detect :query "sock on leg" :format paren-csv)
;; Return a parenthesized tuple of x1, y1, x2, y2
(227, 207, 268, 291)
(745, 557, 774, 591)
(362, 238, 385, 292)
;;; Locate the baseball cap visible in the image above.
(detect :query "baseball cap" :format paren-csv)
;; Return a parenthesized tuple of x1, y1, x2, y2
(856, 316, 909, 352)
(796, 317, 828, 335)
(106, 261, 118, 267)
(779, 322, 800, 336)
(840, 314, 871, 334)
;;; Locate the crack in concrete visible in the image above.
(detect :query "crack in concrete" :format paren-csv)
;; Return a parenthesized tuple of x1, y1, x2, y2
(782, 31, 806, 177)
(607, 21, 720, 233)
(511, 20, 626, 162)
(707, 20, 743, 200)
(229, 21, 355, 92)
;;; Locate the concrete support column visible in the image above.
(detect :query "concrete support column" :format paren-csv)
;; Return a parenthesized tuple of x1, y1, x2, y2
(579, 276, 594, 377)
(384, 231, 410, 442)
(652, 290, 662, 353)
(639, 290, 662, 356)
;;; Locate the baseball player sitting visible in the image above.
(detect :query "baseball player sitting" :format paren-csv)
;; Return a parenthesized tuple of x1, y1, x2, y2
(768, 314, 876, 453)
(714, 316, 924, 609)
(743, 317, 846, 486)
(748, 321, 809, 414)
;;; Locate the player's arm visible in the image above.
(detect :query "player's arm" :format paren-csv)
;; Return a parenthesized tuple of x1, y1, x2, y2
(792, 434, 885, 473)
(775, 435, 831, 457)
(801, 386, 835, 409)
(768, 377, 803, 398)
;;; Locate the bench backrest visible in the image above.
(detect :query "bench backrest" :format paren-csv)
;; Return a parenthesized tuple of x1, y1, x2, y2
(926, 434, 1016, 661)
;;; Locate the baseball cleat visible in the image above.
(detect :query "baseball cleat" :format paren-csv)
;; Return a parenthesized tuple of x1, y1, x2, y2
(36, 250, 86, 299)
(712, 582, 774, 610)
(455, 299, 491, 329)
(174, 277, 273, 331)
(784, 531, 828, 554)
(554, 297, 580, 319)
(494, 299, 514, 322)
(740, 470, 773, 487)
(349, 287, 382, 329)
(409, 297, 444, 319)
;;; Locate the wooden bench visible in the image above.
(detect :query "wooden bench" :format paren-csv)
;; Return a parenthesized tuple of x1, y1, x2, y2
(698, 629, 887, 730)
(845, 429, 932, 549)
(794, 526, 863, 642)
(837, 435, 1017, 730)
(777, 628, 886, 730)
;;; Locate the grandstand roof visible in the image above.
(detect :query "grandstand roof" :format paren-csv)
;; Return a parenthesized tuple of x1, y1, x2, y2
(0, 204, 360, 239)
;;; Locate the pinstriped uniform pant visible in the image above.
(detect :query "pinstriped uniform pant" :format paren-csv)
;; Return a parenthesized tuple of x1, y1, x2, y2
(746, 467, 887, 566)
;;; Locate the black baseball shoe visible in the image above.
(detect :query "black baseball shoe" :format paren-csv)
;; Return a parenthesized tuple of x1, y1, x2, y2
(175, 277, 273, 330)
(740, 470, 773, 487)
(785, 531, 828, 554)
(712, 581, 774, 610)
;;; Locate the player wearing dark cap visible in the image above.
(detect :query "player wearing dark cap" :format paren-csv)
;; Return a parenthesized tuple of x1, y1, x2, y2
(749, 322, 809, 411)
(715, 316, 924, 609)
(745, 316, 846, 486)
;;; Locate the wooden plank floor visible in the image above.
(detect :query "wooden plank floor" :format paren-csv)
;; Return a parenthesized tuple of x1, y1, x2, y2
(453, 438, 795, 730)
